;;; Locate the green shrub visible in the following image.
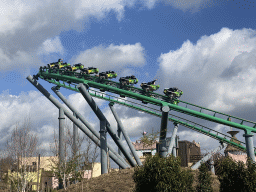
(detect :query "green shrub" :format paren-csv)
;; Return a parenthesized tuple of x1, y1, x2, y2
(216, 156, 256, 192)
(132, 153, 194, 192)
(196, 162, 213, 192)
(243, 157, 256, 191)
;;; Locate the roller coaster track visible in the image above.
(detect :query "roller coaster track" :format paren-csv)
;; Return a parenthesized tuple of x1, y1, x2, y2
(35, 67, 256, 154)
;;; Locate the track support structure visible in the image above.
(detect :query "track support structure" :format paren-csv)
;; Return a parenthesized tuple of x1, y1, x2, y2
(58, 108, 65, 189)
(172, 135, 178, 157)
(191, 142, 227, 170)
(210, 157, 215, 175)
(77, 83, 137, 167)
(100, 120, 108, 174)
(27, 75, 129, 170)
(167, 123, 179, 156)
(51, 85, 129, 168)
(159, 105, 170, 158)
(109, 102, 142, 166)
(243, 131, 255, 162)
(73, 112, 78, 156)
(117, 123, 122, 170)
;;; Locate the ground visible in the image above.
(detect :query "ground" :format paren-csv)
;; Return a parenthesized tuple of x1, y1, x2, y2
(57, 167, 220, 192)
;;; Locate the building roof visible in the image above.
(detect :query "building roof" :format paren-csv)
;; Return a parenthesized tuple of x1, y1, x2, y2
(227, 152, 253, 166)
(132, 139, 200, 150)
(132, 140, 158, 150)
(179, 140, 200, 148)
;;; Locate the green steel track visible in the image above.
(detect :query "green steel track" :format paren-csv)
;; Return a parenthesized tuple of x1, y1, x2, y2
(35, 67, 256, 154)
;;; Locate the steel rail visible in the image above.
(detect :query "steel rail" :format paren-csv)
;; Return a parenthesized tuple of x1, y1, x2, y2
(36, 70, 256, 134)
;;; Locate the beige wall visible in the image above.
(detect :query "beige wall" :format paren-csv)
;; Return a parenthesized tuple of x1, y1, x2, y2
(18, 156, 58, 171)
(92, 162, 101, 178)
(14, 156, 104, 189)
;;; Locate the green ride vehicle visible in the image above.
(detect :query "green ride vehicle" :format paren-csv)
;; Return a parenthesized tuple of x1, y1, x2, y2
(64, 63, 84, 71)
(47, 61, 59, 69)
(164, 87, 183, 105)
(99, 71, 117, 80)
(119, 75, 138, 87)
(58, 62, 71, 69)
(163, 87, 183, 99)
(47, 59, 70, 69)
(81, 67, 99, 74)
(140, 79, 160, 92)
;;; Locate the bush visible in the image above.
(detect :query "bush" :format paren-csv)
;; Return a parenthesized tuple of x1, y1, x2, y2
(216, 156, 256, 192)
(244, 157, 256, 191)
(132, 153, 194, 192)
(196, 162, 213, 192)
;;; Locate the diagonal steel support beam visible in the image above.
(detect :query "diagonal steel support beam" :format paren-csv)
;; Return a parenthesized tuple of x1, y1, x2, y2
(100, 120, 108, 174)
(26, 75, 129, 169)
(117, 123, 122, 169)
(109, 102, 142, 166)
(191, 142, 227, 170)
(51, 86, 129, 167)
(77, 83, 137, 167)
(73, 112, 78, 156)
(167, 123, 179, 156)
(59, 108, 65, 163)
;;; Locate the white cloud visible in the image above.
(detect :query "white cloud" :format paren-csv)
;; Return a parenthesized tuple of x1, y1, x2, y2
(37, 36, 64, 56)
(0, 90, 103, 154)
(76, 0, 126, 22)
(0, 0, 144, 79)
(157, 27, 256, 112)
(162, 0, 216, 13)
(72, 43, 146, 75)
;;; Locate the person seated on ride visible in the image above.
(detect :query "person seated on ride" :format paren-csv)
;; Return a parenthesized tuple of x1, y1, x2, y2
(58, 58, 63, 65)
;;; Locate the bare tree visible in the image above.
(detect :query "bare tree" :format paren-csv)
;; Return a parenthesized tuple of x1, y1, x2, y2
(138, 127, 160, 149)
(49, 118, 99, 190)
(2, 115, 42, 191)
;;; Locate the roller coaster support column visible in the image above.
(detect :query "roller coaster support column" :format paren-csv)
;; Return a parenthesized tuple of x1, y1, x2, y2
(51, 86, 129, 168)
(167, 123, 179, 157)
(109, 102, 142, 166)
(243, 131, 255, 162)
(159, 105, 170, 158)
(100, 120, 108, 174)
(191, 142, 227, 170)
(73, 112, 79, 184)
(73, 112, 78, 155)
(172, 135, 178, 157)
(210, 157, 215, 175)
(118, 124, 122, 170)
(59, 108, 65, 189)
(174, 135, 179, 157)
(77, 83, 137, 167)
(27, 76, 129, 169)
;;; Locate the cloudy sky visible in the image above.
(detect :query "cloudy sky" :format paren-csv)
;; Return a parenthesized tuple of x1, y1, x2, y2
(0, 0, 256, 169)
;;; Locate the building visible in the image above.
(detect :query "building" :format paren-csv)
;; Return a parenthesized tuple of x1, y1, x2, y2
(7, 156, 102, 190)
(8, 156, 59, 191)
(131, 136, 201, 167)
(178, 140, 202, 167)
(224, 130, 250, 165)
